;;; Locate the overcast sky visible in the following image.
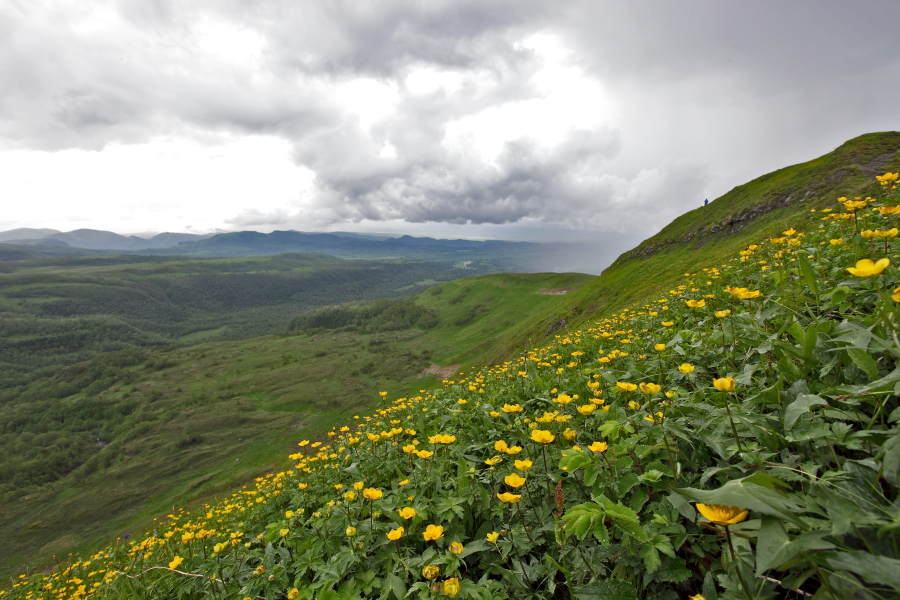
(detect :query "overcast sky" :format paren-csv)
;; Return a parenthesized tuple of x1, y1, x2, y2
(1, 0, 899, 247)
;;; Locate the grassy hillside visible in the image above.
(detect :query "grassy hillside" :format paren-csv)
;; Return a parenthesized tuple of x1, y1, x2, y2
(6, 168, 900, 599)
(0, 254, 472, 391)
(490, 132, 900, 356)
(0, 272, 593, 579)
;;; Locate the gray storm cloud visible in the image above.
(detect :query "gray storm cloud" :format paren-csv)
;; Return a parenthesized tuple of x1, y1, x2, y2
(2, 0, 899, 234)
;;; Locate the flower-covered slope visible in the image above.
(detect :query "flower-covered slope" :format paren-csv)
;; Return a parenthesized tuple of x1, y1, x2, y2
(6, 174, 900, 599)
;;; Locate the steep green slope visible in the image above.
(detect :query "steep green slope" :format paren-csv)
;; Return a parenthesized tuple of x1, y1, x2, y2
(491, 131, 900, 357)
(0, 272, 593, 578)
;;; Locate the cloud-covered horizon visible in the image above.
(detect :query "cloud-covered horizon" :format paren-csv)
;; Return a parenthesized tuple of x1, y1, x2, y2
(1, 0, 899, 246)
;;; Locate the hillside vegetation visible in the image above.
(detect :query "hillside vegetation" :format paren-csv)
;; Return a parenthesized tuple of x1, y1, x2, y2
(491, 132, 900, 358)
(0, 254, 467, 391)
(6, 166, 900, 599)
(0, 272, 592, 579)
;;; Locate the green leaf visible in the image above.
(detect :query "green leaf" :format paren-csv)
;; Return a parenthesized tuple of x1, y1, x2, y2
(562, 503, 608, 543)
(618, 472, 640, 496)
(559, 448, 592, 472)
(797, 253, 819, 298)
(784, 394, 828, 430)
(846, 348, 879, 381)
(604, 503, 648, 542)
(639, 543, 661, 574)
(679, 476, 807, 528)
(755, 516, 833, 575)
(458, 538, 489, 559)
(666, 492, 697, 522)
(584, 462, 601, 487)
(827, 551, 900, 592)
(877, 434, 900, 486)
(572, 580, 639, 600)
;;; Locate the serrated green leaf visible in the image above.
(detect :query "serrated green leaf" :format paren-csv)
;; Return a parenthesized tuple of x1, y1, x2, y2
(618, 472, 640, 496)
(584, 462, 601, 487)
(559, 448, 592, 472)
(878, 434, 900, 486)
(639, 543, 661, 574)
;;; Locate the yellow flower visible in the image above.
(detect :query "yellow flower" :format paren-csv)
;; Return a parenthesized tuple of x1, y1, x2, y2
(563, 427, 577, 440)
(616, 381, 637, 392)
(514, 458, 533, 470)
(847, 257, 890, 277)
(661, 321, 674, 326)
(737, 289, 761, 299)
(893, 286, 900, 302)
(443, 577, 460, 598)
(497, 492, 522, 503)
(428, 434, 456, 444)
(279, 528, 289, 537)
(677, 363, 695, 374)
(685, 299, 706, 308)
(713, 377, 736, 392)
(423, 524, 444, 541)
(504, 473, 527, 488)
(554, 394, 573, 405)
(504, 445, 523, 455)
(639, 382, 661, 395)
(353, 481, 365, 491)
(297, 483, 308, 490)
(398, 479, 410, 486)
(715, 310, 731, 318)
(346, 527, 357, 537)
(416, 450, 434, 459)
(577, 404, 595, 415)
(486, 531, 500, 542)
(363, 488, 383, 500)
(489, 410, 500, 417)
(387, 527, 404, 541)
(690, 595, 707, 600)
(501, 403, 524, 413)
(168, 556, 183, 570)
(654, 343, 666, 351)
(627, 400, 641, 410)
(448, 542, 464, 555)
(285, 510, 295, 519)
(588, 441, 608, 453)
(695, 503, 749, 525)
(530, 430, 555, 444)
(879, 206, 900, 215)
(398, 507, 416, 519)
(484, 456, 502, 466)
(422, 565, 439, 580)
(343, 491, 356, 501)
(494, 440, 509, 453)
(288, 589, 300, 600)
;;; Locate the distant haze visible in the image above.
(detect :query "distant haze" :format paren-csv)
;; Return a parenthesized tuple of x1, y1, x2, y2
(1, 1, 898, 246)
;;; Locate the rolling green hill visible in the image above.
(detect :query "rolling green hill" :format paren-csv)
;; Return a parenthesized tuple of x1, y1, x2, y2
(0, 272, 593, 578)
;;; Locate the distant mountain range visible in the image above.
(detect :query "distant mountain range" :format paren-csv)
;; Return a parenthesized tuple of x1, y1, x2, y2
(0, 227, 608, 273)
(0, 228, 213, 250)
(0, 227, 535, 256)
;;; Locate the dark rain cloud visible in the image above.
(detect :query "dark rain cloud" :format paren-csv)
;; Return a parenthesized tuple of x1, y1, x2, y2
(2, 0, 899, 233)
